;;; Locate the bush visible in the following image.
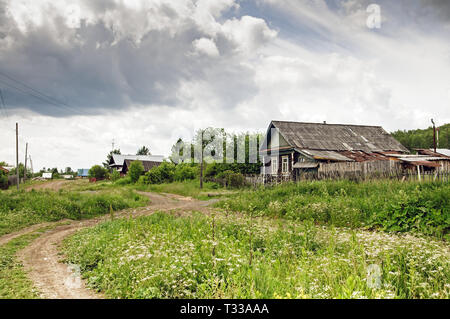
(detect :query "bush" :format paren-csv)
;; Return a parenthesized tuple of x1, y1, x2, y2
(0, 171, 8, 190)
(89, 165, 108, 179)
(217, 170, 245, 188)
(111, 170, 120, 182)
(174, 164, 197, 181)
(141, 161, 176, 184)
(115, 177, 131, 185)
(128, 161, 144, 183)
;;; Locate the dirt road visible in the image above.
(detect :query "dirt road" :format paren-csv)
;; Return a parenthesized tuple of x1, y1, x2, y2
(14, 191, 217, 299)
(26, 180, 71, 191)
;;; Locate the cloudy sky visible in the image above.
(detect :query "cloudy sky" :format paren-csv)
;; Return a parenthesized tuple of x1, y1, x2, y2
(0, 0, 449, 171)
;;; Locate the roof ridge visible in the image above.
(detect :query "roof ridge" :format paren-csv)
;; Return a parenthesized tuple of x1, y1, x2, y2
(271, 120, 383, 128)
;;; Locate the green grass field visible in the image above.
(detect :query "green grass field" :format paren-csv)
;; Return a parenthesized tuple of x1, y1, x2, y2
(0, 187, 149, 236)
(62, 212, 449, 299)
(216, 180, 450, 240)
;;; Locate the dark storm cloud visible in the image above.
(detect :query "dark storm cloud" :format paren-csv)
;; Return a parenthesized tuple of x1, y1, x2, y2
(421, 0, 450, 21)
(0, 1, 260, 117)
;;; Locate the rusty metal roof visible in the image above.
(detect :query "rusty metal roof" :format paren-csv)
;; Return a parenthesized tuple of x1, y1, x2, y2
(416, 149, 450, 158)
(300, 149, 353, 162)
(271, 121, 409, 153)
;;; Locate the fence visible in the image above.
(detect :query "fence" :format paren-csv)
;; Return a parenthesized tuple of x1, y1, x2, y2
(247, 160, 450, 185)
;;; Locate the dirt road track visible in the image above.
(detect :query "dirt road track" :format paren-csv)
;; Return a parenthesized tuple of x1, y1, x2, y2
(26, 180, 71, 191)
(14, 191, 217, 299)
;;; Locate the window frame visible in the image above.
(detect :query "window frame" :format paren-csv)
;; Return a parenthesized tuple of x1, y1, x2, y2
(282, 156, 289, 174)
(271, 157, 278, 174)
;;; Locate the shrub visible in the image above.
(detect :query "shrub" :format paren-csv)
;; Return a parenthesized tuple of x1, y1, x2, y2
(174, 164, 197, 181)
(110, 170, 120, 182)
(217, 170, 245, 188)
(128, 161, 144, 183)
(89, 165, 108, 180)
(115, 177, 131, 185)
(0, 171, 8, 190)
(141, 161, 176, 184)
(156, 162, 176, 182)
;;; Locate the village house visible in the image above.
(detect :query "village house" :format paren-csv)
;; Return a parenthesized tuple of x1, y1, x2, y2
(121, 158, 164, 175)
(108, 154, 164, 175)
(0, 166, 9, 174)
(259, 120, 450, 181)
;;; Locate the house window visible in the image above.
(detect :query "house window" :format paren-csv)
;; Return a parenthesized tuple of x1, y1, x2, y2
(282, 156, 289, 174)
(271, 157, 278, 174)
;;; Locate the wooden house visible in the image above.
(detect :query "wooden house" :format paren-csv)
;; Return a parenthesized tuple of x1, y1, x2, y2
(121, 159, 163, 175)
(108, 154, 164, 175)
(259, 120, 411, 180)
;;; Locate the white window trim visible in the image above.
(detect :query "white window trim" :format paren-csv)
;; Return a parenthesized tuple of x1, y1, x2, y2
(271, 157, 278, 175)
(282, 156, 289, 174)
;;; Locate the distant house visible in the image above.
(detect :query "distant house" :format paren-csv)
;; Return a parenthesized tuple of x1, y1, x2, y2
(42, 172, 53, 179)
(0, 166, 9, 174)
(108, 154, 164, 175)
(77, 169, 90, 178)
(121, 159, 163, 175)
(259, 120, 415, 180)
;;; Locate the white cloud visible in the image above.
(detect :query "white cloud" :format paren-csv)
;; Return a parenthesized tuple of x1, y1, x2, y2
(1, 0, 450, 170)
(192, 38, 220, 57)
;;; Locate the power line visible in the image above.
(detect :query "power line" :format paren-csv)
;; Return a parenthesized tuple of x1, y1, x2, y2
(0, 88, 8, 119)
(0, 71, 96, 116)
(0, 78, 82, 116)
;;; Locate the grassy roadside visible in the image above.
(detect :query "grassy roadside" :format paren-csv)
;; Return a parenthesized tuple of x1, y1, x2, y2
(62, 212, 450, 299)
(0, 223, 69, 299)
(0, 188, 149, 236)
(216, 180, 450, 240)
(133, 179, 236, 200)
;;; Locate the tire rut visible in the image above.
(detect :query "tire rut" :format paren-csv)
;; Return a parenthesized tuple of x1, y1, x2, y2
(16, 191, 217, 299)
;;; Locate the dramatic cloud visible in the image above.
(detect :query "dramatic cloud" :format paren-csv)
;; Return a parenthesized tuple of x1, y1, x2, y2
(0, 0, 275, 115)
(0, 0, 449, 170)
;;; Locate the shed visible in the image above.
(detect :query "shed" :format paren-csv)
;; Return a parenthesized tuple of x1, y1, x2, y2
(42, 172, 53, 179)
(77, 169, 90, 178)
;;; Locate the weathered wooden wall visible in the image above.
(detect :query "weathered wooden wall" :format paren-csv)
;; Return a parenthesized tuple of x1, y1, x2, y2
(254, 159, 450, 185)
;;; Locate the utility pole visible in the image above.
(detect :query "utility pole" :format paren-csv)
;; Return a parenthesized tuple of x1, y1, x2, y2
(431, 119, 436, 153)
(29, 155, 33, 176)
(24, 142, 28, 183)
(16, 122, 19, 190)
(200, 130, 204, 189)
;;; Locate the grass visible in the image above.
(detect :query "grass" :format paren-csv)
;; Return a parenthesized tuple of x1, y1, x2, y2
(0, 187, 149, 236)
(0, 224, 65, 299)
(62, 212, 450, 299)
(133, 179, 235, 200)
(215, 180, 450, 240)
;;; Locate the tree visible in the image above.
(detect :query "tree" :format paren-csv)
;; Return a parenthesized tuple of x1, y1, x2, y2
(136, 146, 151, 155)
(391, 123, 450, 151)
(0, 170, 8, 189)
(111, 169, 120, 182)
(9, 163, 32, 178)
(89, 165, 108, 179)
(128, 161, 144, 183)
(103, 149, 121, 169)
